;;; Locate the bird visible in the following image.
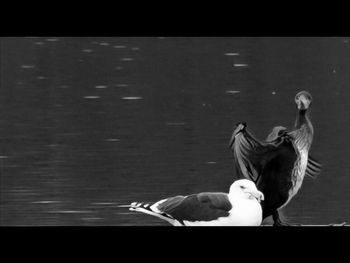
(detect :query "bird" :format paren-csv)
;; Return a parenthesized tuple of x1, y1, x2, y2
(118, 179, 264, 226)
(229, 91, 322, 226)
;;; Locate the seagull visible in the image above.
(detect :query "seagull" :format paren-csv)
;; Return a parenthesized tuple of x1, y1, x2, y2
(119, 179, 264, 226)
(229, 91, 322, 226)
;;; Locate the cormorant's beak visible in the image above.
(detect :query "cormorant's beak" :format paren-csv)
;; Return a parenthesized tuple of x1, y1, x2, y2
(247, 190, 264, 203)
(298, 95, 310, 110)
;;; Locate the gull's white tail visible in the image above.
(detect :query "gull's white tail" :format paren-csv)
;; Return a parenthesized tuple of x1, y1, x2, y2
(117, 202, 150, 210)
(118, 201, 177, 225)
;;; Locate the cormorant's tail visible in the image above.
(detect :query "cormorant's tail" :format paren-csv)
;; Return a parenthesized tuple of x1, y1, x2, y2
(305, 155, 322, 179)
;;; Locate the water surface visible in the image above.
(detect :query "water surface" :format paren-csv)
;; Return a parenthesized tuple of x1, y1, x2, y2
(1, 37, 350, 225)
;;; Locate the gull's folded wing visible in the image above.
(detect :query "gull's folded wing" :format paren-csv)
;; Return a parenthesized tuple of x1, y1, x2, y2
(157, 192, 232, 223)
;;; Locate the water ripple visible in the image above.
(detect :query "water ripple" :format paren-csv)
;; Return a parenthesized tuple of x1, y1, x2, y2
(121, 96, 142, 100)
(115, 84, 129, 87)
(95, 85, 107, 89)
(83, 96, 100, 99)
(226, 90, 240, 94)
(225, 52, 239, 56)
(120, 58, 134, 61)
(114, 45, 126, 49)
(20, 65, 36, 69)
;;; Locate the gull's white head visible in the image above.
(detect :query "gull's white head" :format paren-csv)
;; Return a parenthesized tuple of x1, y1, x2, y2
(229, 179, 264, 203)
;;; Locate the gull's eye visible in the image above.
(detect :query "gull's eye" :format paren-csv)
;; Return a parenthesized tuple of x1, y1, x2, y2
(240, 186, 245, 189)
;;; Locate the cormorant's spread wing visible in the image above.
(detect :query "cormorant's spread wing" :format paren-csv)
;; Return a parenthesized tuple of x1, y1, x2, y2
(305, 155, 322, 179)
(229, 122, 294, 183)
(157, 193, 231, 223)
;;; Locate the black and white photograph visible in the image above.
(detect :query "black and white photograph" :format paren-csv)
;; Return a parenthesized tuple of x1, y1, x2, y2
(0, 37, 349, 227)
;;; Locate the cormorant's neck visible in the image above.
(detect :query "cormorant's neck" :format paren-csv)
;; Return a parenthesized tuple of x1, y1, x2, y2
(292, 108, 314, 151)
(294, 109, 308, 129)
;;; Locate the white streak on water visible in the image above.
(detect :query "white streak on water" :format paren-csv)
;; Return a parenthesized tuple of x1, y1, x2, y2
(95, 85, 107, 89)
(91, 202, 116, 205)
(115, 84, 129, 87)
(226, 90, 240, 94)
(32, 201, 62, 204)
(114, 45, 126, 48)
(100, 42, 110, 46)
(131, 47, 140, 51)
(115, 66, 124, 70)
(59, 85, 69, 89)
(272, 91, 276, 95)
(0, 156, 8, 159)
(20, 65, 36, 69)
(50, 210, 92, 214)
(225, 52, 240, 56)
(46, 38, 59, 42)
(82, 49, 93, 53)
(106, 139, 120, 142)
(36, 76, 46, 80)
(83, 96, 100, 99)
(121, 96, 142, 100)
(120, 58, 134, 61)
(207, 161, 217, 164)
(35, 42, 45, 45)
(233, 64, 248, 67)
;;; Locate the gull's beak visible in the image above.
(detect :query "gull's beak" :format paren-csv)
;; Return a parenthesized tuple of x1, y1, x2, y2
(247, 190, 264, 203)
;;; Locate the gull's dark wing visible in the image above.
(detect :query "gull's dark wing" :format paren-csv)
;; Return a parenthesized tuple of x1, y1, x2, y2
(229, 123, 296, 183)
(157, 192, 232, 223)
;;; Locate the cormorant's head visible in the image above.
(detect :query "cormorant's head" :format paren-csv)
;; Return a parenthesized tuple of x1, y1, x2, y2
(229, 179, 264, 203)
(295, 91, 312, 110)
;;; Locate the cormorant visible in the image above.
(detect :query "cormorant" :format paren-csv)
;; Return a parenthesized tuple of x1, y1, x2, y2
(229, 91, 322, 225)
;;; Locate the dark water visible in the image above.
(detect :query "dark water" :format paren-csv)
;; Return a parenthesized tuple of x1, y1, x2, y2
(0, 37, 349, 226)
